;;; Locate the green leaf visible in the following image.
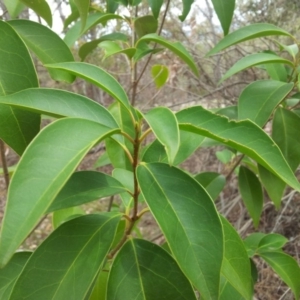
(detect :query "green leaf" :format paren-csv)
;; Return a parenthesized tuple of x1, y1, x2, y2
(147, 0, 163, 19)
(238, 166, 263, 228)
(106, 0, 119, 13)
(151, 64, 169, 88)
(211, 0, 235, 35)
(99, 41, 136, 59)
(0, 118, 119, 267)
(0, 252, 31, 300)
(264, 63, 287, 82)
(74, 0, 90, 32)
(219, 276, 244, 300)
(45, 62, 132, 114)
(134, 15, 158, 38)
(258, 234, 288, 252)
(144, 107, 179, 165)
(207, 23, 292, 56)
(136, 34, 199, 76)
(64, 12, 123, 47)
(137, 163, 223, 299)
(220, 53, 293, 83)
(243, 233, 266, 257)
(0, 88, 118, 129)
(2, 0, 24, 18)
(220, 216, 253, 300)
(79, 33, 128, 61)
(142, 130, 204, 165)
(10, 214, 121, 299)
(0, 20, 40, 155)
(217, 105, 238, 120)
(238, 80, 293, 127)
(8, 20, 75, 82)
(176, 106, 300, 193)
(52, 206, 85, 229)
(258, 251, 300, 299)
(179, 0, 194, 21)
(273, 107, 300, 170)
(112, 168, 134, 194)
(19, 0, 52, 27)
(194, 172, 226, 201)
(94, 151, 111, 168)
(48, 171, 126, 212)
(107, 238, 197, 300)
(89, 267, 109, 300)
(258, 165, 285, 209)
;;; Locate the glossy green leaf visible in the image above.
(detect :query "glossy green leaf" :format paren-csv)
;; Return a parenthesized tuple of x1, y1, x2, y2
(176, 106, 300, 192)
(147, 0, 163, 19)
(258, 234, 288, 252)
(137, 163, 223, 299)
(0, 252, 31, 300)
(112, 168, 134, 194)
(216, 149, 234, 164)
(48, 171, 126, 212)
(258, 165, 285, 209)
(144, 107, 179, 165)
(64, 12, 123, 47)
(3, 0, 24, 18)
(273, 107, 300, 170)
(134, 15, 158, 38)
(238, 166, 263, 228)
(264, 63, 287, 82)
(64, 8, 80, 29)
(0, 118, 119, 267)
(46, 62, 132, 113)
(0, 20, 40, 155)
(217, 105, 238, 120)
(107, 238, 197, 300)
(0, 88, 118, 129)
(142, 130, 204, 165)
(94, 151, 111, 168)
(219, 276, 244, 300)
(194, 172, 226, 200)
(238, 80, 293, 127)
(74, 0, 90, 32)
(136, 34, 199, 76)
(100, 41, 136, 59)
(106, 0, 119, 13)
(151, 64, 169, 88)
(89, 268, 109, 300)
(220, 216, 253, 300)
(220, 53, 293, 83)
(207, 23, 292, 56)
(52, 206, 85, 229)
(133, 40, 163, 62)
(259, 251, 300, 299)
(8, 20, 75, 82)
(10, 214, 121, 299)
(79, 33, 128, 61)
(243, 233, 266, 257)
(211, 0, 235, 35)
(179, 0, 193, 21)
(20, 0, 52, 27)
(106, 137, 132, 170)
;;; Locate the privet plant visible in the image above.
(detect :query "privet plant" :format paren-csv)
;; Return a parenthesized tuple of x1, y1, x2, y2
(0, 0, 300, 299)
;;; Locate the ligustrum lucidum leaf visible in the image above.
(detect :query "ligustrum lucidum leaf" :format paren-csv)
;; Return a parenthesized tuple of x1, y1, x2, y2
(0, 20, 40, 155)
(10, 214, 121, 300)
(207, 23, 292, 56)
(107, 238, 197, 300)
(220, 53, 293, 83)
(136, 34, 199, 76)
(19, 0, 52, 27)
(179, 0, 194, 21)
(211, 0, 235, 35)
(0, 118, 120, 267)
(0, 252, 32, 299)
(2, 0, 24, 18)
(0, 88, 118, 129)
(238, 166, 263, 228)
(176, 106, 300, 192)
(220, 216, 253, 299)
(137, 163, 223, 299)
(238, 80, 293, 127)
(74, 0, 90, 32)
(9, 20, 75, 82)
(47, 171, 126, 212)
(147, 0, 163, 19)
(151, 64, 169, 88)
(144, 107, 179, 165)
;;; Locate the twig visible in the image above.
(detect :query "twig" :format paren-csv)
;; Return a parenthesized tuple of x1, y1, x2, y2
(0, 140, 10, 189)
